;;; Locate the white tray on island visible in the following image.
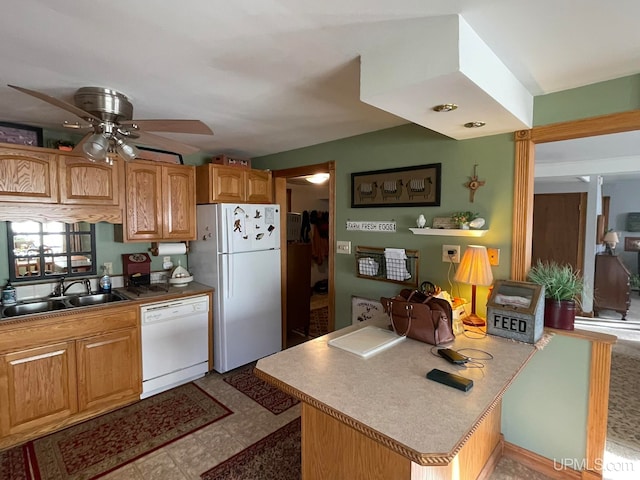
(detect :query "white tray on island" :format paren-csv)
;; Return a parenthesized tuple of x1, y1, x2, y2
(328, 326, 405, 358)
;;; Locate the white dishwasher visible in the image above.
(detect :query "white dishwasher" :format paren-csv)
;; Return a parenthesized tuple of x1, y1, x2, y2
(140, 294, 210, 399)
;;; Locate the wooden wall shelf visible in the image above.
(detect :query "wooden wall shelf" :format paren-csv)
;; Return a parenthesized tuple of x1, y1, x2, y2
(409, 228, 488, 237)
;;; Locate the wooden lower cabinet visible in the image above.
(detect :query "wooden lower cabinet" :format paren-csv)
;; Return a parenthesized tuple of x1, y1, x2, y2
(0, 305, 141, 449)
(0, 341, 78, 437)
(77, 327, 141, 412)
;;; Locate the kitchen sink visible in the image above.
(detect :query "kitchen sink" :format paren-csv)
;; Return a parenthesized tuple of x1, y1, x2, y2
(1, 291, 130, 319)
(67, 292, 127, 307)
(2, 300, 68, 317)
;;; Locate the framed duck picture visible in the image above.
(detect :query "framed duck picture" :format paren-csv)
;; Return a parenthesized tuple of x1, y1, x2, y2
(351, 163, 441, 208)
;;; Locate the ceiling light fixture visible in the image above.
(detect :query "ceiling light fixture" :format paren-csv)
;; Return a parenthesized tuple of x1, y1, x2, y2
(464, 121, 486, 128)
(432, 103, 458, 112)
(81, 122, 139, 164)
(115, 137, 139, 161)
(82, 133, 110, 163)
(306, 173, 330, 184)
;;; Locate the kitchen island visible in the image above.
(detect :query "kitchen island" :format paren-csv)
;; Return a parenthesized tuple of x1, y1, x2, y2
(255, 322, 543, 480)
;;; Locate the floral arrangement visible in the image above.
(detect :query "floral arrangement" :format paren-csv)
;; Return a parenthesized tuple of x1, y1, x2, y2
(451, 211, 479, 226)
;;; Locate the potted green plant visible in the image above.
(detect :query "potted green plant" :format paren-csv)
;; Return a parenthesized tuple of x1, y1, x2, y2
(527, 260, 583, 330)
(451, 211, 478, 229)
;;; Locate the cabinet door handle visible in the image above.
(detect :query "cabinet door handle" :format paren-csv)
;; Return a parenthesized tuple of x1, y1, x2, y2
(11, 349, 65, 365)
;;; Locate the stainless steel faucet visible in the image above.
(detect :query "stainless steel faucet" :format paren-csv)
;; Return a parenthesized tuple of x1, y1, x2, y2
(52, 277, 92, 296)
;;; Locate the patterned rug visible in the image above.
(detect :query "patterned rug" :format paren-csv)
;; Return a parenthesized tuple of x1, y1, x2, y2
(0, 383, 232, 480)
(200, 418, 301, 480)
(607, 351, 640, 450)
(223, 367, 299, 414)
(309, 306, 329, 338)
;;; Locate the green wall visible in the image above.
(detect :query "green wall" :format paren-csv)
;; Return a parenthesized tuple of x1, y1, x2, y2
(533, 73, 640, 125)
(502, 334, 591, 462)
(250, 73, 640, 466)
(254, 125, 515, 330)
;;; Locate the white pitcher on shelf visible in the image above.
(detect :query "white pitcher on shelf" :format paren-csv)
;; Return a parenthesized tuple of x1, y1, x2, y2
(416, 214, 426, 228)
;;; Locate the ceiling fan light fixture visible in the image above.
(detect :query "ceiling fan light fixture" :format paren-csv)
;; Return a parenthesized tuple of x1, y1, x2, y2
(115, 137, 139, 161)
(306, 173, 330, 184)
(82, 133, 109, 162)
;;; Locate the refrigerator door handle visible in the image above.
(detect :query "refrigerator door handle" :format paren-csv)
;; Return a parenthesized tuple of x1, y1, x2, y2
(223, 207, 232, 253)
(223, 254, 233, 299)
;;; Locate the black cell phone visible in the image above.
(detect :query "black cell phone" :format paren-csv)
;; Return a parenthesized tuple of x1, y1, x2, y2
(437, 348, 468, 364)
(426, 369, 473, 392)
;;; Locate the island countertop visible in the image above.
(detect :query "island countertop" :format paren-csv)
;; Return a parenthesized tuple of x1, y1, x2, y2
(255, 321, 544, 465)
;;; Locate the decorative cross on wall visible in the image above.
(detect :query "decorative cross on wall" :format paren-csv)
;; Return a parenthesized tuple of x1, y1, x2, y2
(464, 164, 485, 202)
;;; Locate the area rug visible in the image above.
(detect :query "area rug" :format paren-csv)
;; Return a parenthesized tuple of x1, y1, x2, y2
(309, 306, 329, 338)
(1, 382, 232, 480)
(200, 417, 301, 480)
(223, 367, 299, 415)
(607, 351, 640, 451)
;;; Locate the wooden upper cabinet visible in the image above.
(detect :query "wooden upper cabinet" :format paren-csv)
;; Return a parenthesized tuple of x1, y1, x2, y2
(59, 155, 123, 205)
(122, 160, 196, 241)
(163, 164, 196, 239)
(124, 161, 164, 241)
(245, 169, 272, 203)
(196, 164, 244, 203)
(196, 164, 272, 204)
(0, 146, 58, 203)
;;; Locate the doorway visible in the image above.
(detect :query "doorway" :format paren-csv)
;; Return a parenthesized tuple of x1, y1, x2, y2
(272, 162, 335, 349)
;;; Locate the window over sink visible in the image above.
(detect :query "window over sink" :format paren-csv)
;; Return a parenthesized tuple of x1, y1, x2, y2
(7, 221, 97, 282)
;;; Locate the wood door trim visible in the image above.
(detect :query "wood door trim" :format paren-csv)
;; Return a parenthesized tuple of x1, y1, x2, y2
(512, 109, 640, 478)
(512, 110, 640, 280)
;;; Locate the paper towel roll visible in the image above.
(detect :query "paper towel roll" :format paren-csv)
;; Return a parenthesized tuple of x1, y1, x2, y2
(156, 242, 187, 255)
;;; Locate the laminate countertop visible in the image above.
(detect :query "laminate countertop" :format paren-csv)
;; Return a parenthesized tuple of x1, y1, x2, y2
(255, 320, 545, 465)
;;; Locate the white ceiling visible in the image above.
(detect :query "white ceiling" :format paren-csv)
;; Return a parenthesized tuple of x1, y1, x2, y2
(536, 131, 640, 184)
(1, 0, 640, 158)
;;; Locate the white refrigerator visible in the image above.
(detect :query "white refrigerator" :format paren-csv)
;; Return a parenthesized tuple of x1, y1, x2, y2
(190, 203, 282, 373)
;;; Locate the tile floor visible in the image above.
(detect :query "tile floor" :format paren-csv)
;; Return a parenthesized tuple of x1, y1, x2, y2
(97, 365, 551, 480)
(100, 370, 301, 480)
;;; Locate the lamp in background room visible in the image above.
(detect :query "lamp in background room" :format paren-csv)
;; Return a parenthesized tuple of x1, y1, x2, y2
(453, 245, 493, 327)
(603, 230, 619, 255)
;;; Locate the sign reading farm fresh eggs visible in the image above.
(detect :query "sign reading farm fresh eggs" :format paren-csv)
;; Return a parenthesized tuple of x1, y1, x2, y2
(346, 221, 396, 232)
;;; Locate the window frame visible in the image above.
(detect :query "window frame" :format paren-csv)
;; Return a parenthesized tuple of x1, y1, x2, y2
(7, 221, 97, 282)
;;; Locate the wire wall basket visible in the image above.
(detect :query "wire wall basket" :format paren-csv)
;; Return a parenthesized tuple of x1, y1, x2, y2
(355, 246, 419, 287)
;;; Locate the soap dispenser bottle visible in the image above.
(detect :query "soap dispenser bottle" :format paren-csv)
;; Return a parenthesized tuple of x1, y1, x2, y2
(1, 280, 17, 305)
(99, 265, 112, 293)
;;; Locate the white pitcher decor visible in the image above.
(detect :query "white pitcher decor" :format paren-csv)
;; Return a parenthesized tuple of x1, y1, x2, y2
(416, 214, 427, 228)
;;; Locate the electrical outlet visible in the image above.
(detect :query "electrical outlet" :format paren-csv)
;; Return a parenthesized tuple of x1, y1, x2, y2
(336, 240, 351, 254)
(442, 245, 460, 263)
(163, 256, 171, 263)
(103, 262, 112, 275)
(487, 248, 500, 266)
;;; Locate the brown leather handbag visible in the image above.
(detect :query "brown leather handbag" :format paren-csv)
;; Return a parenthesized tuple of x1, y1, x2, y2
(380, 289, 455, 345)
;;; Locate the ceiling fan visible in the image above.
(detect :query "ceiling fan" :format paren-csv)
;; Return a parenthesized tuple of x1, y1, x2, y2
(8, 84, 214, 164)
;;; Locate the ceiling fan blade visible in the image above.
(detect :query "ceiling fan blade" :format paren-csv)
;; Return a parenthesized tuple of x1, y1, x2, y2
(131, 131, 201, 155)
(121, 119, 213, 135)
(8, 84, 102, 123)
